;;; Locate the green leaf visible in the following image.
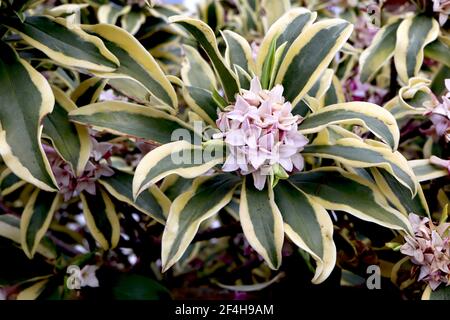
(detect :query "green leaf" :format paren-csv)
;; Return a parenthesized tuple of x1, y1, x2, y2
(5, 16, 119, 72)
(82, 24, 178, 110)
(182, 86, 219, 126)
(394, 15, 439, 83)
(44, 87, 91, 176)
(424, 38, 450, 68)
(274, 180, 335, 283)
(303, 138, 418, 195)
(112, 274, 170, 300)
(180, 44, 217, 90)
(169, 16, 239, 101)
(0, 214, 56, 259)
(161, 174, 240, 271)
(299, 102, 400, 150)
(239, 176, 284, 270)
(80, 188, 120, 250)
(359, 20, 401, 83)
(371, 168, 429, 217)
(289, 168, 412, 233)
(99, 170, 169, 224)
(260, 36, 278, 90)
(133, 140, 224, 198)
(69, 101, 198, 144)
(20, 190, 61, 259)
(275, 19, 353, 106)
(0, 41, 57, 191)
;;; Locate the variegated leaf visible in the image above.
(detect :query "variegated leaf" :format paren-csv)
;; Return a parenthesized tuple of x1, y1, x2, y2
(181, 44, 217, 90)
(5, 16, 119, 72)
(82, 24, 178, 109)
(44, 87, 91, 176)
(223, 30, 255, 76)
(409, 159, 449, 182)
(70, 77, 106, 106)
(240, 176, 284, 270)
(0, 214, 56, 259)
(182, 86, 219, 126)
(256, 8, 316, 76)
(289, 168, 412, 233)
(359, 20, 401, 83)
(394, 15, 439, 84)
(275, 19, 353, 106)
(20, 189, 61, 259)
(424, 37, 450, 68)
(169, 16, 239, 101)
(274, 180, 335, 283)
(299, 102, 400, 150)
(371, 168, 429, 217)
(0, 168, 26, 196)
(0, 41, 58, 191)
(303, 138, 418, 195)
(133, 140, 224, 198)
(99, 170, 169, 224)
(69, 101, 198, 144)
(80, 188, 120, 250)
(161, 174, 240, 271)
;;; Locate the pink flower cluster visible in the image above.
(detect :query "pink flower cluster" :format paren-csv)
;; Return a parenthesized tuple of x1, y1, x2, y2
(353, 15, 379, 49)
(425, 79, 450, 142)
(344, 72, 387, 105)
(401, 213, 450, 290)
(46, 137, 114, 201)
(432, 0, 450, 26)
(214, 77, 308, 190)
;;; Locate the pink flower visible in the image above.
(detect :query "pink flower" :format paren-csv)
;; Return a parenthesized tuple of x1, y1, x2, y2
(432, 0, 450, 26)
(344, 72, 387, 105)
(46, 137, 114, 201)
(424, 79, 450, 142)
(353, 15, 379, 49)
(99, 89, 129, 102)
(400, 213, 450, 290)
(250, 41, 261, 62)
(214, 77, 308, 190)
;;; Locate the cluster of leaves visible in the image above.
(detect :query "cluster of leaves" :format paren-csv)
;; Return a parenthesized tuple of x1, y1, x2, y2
(0, 0, 448, 300)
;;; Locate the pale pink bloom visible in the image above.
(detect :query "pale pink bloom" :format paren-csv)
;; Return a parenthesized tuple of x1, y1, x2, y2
(400, 213, 450, 290)
(344, 72, 387, 105)
(99, 89, 128, 102)
(80, 265, 99, 288)
(214, 77, 308, 190)
(46, 137, 114, 201)
(424, 79, 450, 142)
(432, 0, 450, 26)
(250, 41, 261, 62)
(353, 15, 379, 49)
(409, 213, 431, 239)
(401, 235, 426, 264)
